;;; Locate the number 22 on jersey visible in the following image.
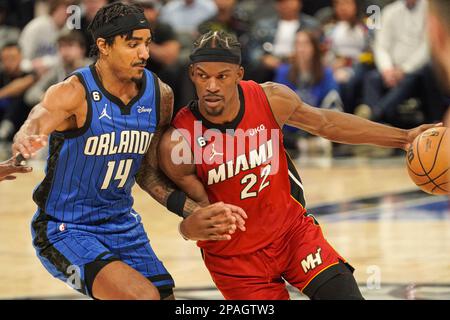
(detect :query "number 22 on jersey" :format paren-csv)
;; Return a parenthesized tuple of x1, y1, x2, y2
(240, 164, 272, 199)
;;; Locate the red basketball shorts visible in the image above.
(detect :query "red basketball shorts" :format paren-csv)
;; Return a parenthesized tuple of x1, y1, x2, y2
(202, 214, 352, 300)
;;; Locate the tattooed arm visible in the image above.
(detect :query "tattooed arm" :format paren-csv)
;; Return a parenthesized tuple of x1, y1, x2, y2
(135, 79, 199, 216)
(136, 78, 247, 240)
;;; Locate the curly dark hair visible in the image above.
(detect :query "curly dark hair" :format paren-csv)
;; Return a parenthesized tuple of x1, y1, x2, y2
(87, 1, 144, 58)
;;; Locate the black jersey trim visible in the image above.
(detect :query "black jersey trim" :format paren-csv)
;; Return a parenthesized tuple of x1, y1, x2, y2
(31, 209, 87, 296)
(188, 84, 245, 134)
(152, 72, 161, 127)
(285, 151, 306, 208)
(89, 64, 147, 115)
(31, 133, 88, 295)
(55, 73, 93, 139)
(147, 274, 175, 283)
(33, 133, 65, 208)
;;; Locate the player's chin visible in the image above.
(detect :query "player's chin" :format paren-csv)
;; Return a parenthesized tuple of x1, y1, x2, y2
(131, 70, 145, 82)
(205, 104, 225, 117)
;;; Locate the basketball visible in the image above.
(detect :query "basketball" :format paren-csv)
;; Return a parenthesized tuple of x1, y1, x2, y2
(406, 127, 450, 195)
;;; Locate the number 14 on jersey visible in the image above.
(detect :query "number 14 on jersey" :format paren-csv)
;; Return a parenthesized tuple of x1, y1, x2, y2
(101, 159, 133, 189)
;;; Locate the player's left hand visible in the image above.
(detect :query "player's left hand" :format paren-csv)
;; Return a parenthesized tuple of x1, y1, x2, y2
(0, 155, 32, 182)
(403, 123, 443, 151)
(180, 202, 247, 241)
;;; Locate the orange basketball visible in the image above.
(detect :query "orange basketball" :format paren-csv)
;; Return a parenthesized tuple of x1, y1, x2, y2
(406, 127, 450, 195)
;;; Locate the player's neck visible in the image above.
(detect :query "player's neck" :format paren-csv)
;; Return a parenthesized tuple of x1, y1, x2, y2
(199, 88, 241, 124)
(94, 60, 138, 97)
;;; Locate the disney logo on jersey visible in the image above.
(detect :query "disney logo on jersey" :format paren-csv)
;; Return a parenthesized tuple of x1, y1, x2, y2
(137, 106, 152, 114)
(249, 124, 266, 136)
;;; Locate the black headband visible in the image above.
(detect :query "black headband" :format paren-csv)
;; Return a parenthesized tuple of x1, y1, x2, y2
(93, 13, 151, 40)
(189, 47, 241, 65)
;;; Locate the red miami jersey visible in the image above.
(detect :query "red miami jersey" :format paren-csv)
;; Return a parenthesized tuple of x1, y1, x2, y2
(172, 80, 308, 256)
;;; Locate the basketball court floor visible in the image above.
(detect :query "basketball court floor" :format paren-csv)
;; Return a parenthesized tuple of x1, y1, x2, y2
(1, 150, 449, 300)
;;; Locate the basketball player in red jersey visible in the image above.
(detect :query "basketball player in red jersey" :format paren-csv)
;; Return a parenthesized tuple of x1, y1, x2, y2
(159, 31, 440, 300)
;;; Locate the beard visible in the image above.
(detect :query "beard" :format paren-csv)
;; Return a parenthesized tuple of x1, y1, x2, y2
(131, 73, 144, 86)
(204, 104, 225, 117)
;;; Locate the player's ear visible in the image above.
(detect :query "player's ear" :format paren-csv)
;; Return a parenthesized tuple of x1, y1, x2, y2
(189, 64, 195, 81)
(96, 38, 109, 56)
(236, 66, 244, 83)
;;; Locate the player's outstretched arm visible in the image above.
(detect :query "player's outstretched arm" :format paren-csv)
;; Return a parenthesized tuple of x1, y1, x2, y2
(262, 82, 440, 150)
(0, 155, 32, 182)
(12, 75, 84, 158)
(136, 79, 246, 241)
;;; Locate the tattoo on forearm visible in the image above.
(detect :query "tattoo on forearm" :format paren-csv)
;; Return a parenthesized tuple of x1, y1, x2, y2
(182, 198, 200, 217)
(136, 77, 200, 216)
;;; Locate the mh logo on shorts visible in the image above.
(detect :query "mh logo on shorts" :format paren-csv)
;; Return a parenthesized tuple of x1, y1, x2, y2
(301, 247, 323, 274)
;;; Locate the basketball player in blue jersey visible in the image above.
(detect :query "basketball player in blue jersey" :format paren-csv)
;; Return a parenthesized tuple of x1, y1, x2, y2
(12, 2, 246, 300)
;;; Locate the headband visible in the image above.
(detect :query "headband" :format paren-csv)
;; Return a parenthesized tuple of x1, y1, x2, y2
(189, 47, 241, 65)
(93, 13, 151, 40)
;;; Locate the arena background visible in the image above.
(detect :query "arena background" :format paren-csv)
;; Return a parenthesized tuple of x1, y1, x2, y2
(0, 0, 448, 300)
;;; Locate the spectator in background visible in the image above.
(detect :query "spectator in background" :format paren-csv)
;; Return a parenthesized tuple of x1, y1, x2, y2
(359, 0, 429, 123)
(3, 0, 37, 29)
(80, 0, 109, 57)
(323, 0, 368, 83)
(0, 1, 20, 49)
(160, 0, 217, 79)
(19, 0, 74, 76)
(25, 30, 92, 107)
(274, 30, 341, 157)
(302, 0, 331, 16)
(156, 0, 218, 109)
(275, 30, 341, 109)
(322, 0, 372, 115)
(131, 0, 183, 108)
(0, 43, 36, 155)
(198, 0, 251, 67)
(135, 1, 180, 73)
(235, 0, 275, 23)
(159, 0, 217, 35)
(247, 0, 320, 83)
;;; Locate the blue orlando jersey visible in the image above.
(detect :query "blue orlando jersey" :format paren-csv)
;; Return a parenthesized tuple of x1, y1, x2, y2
(33, 65, 159, 226)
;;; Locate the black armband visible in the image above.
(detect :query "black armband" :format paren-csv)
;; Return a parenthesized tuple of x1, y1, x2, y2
(166, 190, 187, 218)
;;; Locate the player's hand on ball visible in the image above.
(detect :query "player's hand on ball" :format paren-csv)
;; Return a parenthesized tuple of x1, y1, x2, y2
(403, 123, 443, 151)
(12, 133, 48, 159)
(180, 202, 247, 241)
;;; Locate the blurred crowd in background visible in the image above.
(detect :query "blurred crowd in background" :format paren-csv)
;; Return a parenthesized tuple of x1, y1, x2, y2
(0, 0, 448, 159)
